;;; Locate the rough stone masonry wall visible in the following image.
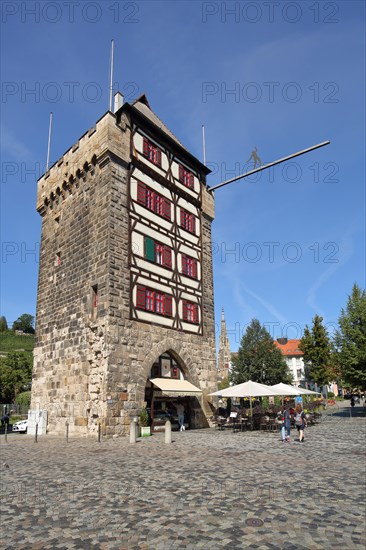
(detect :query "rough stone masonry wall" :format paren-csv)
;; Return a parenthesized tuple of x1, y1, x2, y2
(32, 161, 112, 435)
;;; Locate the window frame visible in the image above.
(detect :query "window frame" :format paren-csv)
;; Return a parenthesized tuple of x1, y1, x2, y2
(137, 181, 171, 221)
(136, 285, 173, 318)
(143, 137, 162, 167)
(178, 164, 194, 189)
(180, 208, 196, 234)
(182, 299, 199, 324)
(182, 254, 198, 279)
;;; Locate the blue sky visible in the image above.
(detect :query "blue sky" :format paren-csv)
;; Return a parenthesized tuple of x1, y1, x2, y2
(1, 1, 365, 351)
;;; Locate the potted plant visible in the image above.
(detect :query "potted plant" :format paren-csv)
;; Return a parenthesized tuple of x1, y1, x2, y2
(139, 407, 151, 437)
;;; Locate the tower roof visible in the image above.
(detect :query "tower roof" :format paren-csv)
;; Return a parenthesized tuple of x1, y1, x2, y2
(131, 94, 188, 152)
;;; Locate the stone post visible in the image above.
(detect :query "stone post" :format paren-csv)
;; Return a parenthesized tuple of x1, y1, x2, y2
(129, 420, 136, 443)
(165, 420, 172, 444)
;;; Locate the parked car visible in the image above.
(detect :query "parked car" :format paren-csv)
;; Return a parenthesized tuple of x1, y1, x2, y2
(12, 419, 28, 433)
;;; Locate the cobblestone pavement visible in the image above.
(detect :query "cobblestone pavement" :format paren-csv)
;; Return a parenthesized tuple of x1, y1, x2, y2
(1, 403, 365, 549)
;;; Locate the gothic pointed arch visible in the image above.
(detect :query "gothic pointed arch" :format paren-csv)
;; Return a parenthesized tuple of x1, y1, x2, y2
(136, 339, 200, 401)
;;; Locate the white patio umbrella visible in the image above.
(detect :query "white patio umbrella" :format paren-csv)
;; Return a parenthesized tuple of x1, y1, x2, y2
(270, 383, 304, 396)
(209, 380, 283, 428)
(296, 386, 322, 395)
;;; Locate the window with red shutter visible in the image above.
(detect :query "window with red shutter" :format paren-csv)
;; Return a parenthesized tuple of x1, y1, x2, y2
(162, 198, 171, 220)
(155, 292, 164, 314)
(146, 290, 154, 311)
(193, 304, 199, 324)
(155, 194, 163, 216)
(180, 209, 196, 234)
(182, 299, 199, 323)
(182, 300, 188, 320)
(142, 137, 162, 167)
(137, 182, 146, 206)
(191, 215, 196, 234)
(164, 295, 172, 317)
(182, 254, 187, 274)
(163, 246, 172, 268)
(156, 148, 162, 167)
(136, 286, 146, 309)
(143, 138, 149, 156)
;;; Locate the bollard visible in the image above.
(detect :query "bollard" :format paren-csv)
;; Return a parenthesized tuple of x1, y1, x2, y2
(129, 420, 136, 444)
(98, 423, 101, 443)
(4, 423, 8, 443)
(165, 420, 172, 444)
(35, 423, 38, 443)
(66, 421, 69, 443)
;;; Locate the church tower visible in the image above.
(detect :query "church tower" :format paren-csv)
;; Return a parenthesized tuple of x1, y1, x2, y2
(31, 93, 218, 436)
(217, 307, 231, 380)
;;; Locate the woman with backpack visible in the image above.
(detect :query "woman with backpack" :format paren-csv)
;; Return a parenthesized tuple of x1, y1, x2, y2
(294, 403, 307, 443)
(280, 406, 291, 442)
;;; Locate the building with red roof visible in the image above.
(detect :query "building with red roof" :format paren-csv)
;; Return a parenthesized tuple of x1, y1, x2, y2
(274, 338, 305, 387)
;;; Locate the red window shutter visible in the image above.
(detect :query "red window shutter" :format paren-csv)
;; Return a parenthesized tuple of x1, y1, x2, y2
(180, 209, 184, 227)
(163, 246, 172, 268)
(182, 300, 188, 321)
(192, 259, 197, 278)
(136, 285, 146, 309)
(182, 254, 187, 274)
(163, 198, 171, 220)
(179, 164, 184, 182)
(191, 215, 196, 234)
(164, 295, 172, 317)
(137, 182, 146, 205)
(143, 138, 149, 156)
(156, 148, 162, 166)
(189, 173, 194, 188)
(193, 304, 199, 323)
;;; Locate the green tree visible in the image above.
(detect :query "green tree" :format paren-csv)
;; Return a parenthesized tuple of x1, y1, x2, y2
(218, 377, 230, 391)
(15, 391, 31, 408)
(0, 316, 8, 332)
(231, 319, 291, 386)
(12, 313, 35, 334)
(0, 352, 32, 402)
(299, 315, 332, 386)
(334, 284, 366, 389)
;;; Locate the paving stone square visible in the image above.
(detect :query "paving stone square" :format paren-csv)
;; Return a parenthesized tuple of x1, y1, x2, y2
(0, 404, 365, 549)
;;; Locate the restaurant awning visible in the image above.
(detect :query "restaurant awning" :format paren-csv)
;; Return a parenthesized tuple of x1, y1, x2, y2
(150, 378, 202, 397)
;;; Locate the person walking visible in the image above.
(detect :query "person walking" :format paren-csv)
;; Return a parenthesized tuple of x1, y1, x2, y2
(282, 407, 291, 442)
(174, 401, 185, 431)
(294, 403, 306, 443)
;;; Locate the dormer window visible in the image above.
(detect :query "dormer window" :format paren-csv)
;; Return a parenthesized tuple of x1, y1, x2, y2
(143, 137, 162, 167)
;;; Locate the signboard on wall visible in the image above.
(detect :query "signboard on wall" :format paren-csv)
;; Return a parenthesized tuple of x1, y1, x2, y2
(161, 358, 171, 377)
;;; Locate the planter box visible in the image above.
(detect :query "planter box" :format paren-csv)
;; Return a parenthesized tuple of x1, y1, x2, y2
(140, 426, 151, 437)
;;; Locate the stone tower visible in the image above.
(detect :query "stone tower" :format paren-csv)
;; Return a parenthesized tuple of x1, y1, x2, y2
(217, 308, 231, 380)
(31, 94, 218, 436)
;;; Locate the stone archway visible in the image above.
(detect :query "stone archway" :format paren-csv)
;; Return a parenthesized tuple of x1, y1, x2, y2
(136, 338, 201, 402)
(136, 339, 210, 431)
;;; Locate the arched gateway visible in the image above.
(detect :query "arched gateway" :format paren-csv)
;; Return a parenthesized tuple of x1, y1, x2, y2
(144, 350, 205, 431)
(31, 93, 218, 436)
